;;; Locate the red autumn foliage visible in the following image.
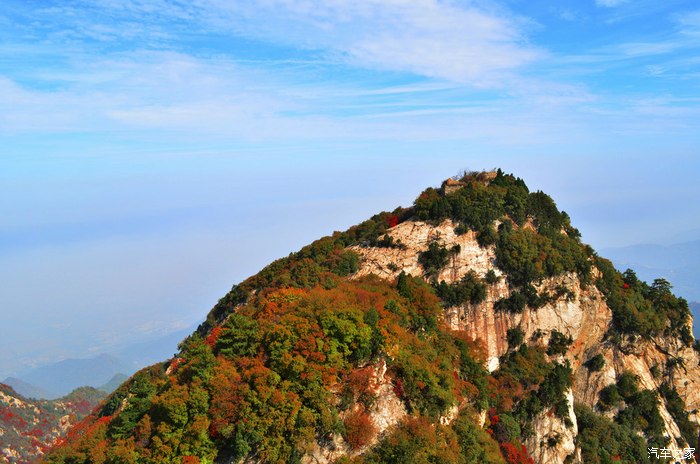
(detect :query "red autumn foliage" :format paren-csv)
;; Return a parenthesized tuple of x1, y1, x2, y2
(344, 409, 376, 449)
(22, 427, 44, 438)
(386, 214, 399, 228)
(168, 357, 187, 372)
(393, 378, 405, 398)
(70, 399, 93, 415)
(208, 358, 246, 439)
(491, 374, 524, 412)
(623, 283, 630, 289)
(488, 408, 501, 425)
(182, 456, 201, 464)
(500, 441, 534, 464)
(348, 367, 375, 397)
(206, 326, 223, 347)
(96, 415, 112, 425)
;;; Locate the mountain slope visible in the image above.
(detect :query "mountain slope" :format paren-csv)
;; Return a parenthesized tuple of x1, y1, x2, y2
(41, 170, 699, 464)
(601, 241, 700, 337)
(601, 240, 700, 302)
(0, 384, 105, 464)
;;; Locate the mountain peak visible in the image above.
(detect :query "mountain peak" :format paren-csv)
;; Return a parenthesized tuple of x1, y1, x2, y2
(40, 171, 699, 464)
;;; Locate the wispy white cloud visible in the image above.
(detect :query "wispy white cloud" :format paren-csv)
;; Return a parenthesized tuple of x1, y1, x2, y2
(0, 1, 697, 147)
(31, 0, 543, 85)
(0, 52, 297, 137)
(595, 0, 629, 8)
(549, 9, 700, 77)
(616, 41, 681, 57)
(559, 9, 578, 22)
(677, 9, 700, 37)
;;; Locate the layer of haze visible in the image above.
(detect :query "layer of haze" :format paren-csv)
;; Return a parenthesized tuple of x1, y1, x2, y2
(1, 0, 699, 378)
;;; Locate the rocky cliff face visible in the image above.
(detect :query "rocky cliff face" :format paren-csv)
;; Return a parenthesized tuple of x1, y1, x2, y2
(352, 218, 700, 464)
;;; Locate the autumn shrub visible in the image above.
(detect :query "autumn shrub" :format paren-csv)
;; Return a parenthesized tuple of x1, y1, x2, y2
(418, 240, 450, 279)
(493, 343, 572, 443)
(595, 261, 692, 341)
(434, 271, 487, 307)
(575, 403, 653, 463)
(584, 354, 605, 372)
(452, 410, 506, 463)
(506, 328, 524, 350)
(546, 330, 573, 356)
(359, 417, 461, 464)
(658, 382, 698, 447)
(494, 292, 527, 314)
(343, 409, 376, 449)
(355, 407, 507, 463)
(499, 441, 534, 464)
(596, 372, 666, 447)
(346, 367, 377, 409)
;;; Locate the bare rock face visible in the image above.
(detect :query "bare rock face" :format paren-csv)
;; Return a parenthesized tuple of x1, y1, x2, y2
(351, 218, 700, 464)
(524, 388, 578, 464)
(351, 219, 494, 284)
(370, 360, 408, 434)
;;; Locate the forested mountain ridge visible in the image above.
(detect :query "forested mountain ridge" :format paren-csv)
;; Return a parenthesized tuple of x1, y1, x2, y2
(41, 170, 700, 464)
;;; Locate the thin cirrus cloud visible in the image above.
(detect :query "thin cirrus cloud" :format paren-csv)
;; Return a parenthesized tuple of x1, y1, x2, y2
(0, 54, 588, 148)
(0, 52, 299, 137)
(2, 0, 698, 148)
(218, 0, 543, 84)
(0, 0, 552, 143)
(595, 0, 629, 7)
(677, 9, 700, 36)
(72, 0, 544, 85)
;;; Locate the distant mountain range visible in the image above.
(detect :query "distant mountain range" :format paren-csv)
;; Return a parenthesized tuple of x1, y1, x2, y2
(113, 322, 197, 369)
(3, 322, 197, 400)
(98, 373, 129, 393)
(2, 376, 57, 400)
(4, 354, 131, 399)
(601, 238, 700, 337)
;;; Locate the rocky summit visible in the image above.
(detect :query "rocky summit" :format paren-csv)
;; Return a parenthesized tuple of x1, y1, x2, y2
(40, 170, 700, 464)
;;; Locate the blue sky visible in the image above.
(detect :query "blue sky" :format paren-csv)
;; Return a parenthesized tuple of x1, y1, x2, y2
(1, 0, 699, 378)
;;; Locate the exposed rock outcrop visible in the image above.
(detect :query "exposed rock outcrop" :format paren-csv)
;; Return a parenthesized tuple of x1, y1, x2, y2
(352, 218, 700, 464)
